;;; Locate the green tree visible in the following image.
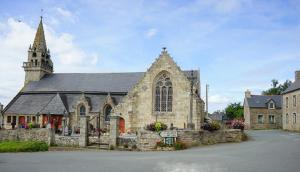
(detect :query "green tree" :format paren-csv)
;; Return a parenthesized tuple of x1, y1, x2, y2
(225, 102, 244, 119)
(262, 79, 292, 95)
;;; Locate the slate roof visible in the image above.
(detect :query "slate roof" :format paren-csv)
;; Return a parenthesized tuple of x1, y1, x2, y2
(23, 71, 199, 93)
(5, 93, 125, 115)
(282, 79, 300, 94)
(40, 94, 67, 115)
(246, 95, 282, 108)
(5, 70, 199, 115)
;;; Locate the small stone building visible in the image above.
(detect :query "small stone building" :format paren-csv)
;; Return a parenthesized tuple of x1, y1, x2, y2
(244, 90, 282, 129)
(2, 18, 205, 132)
(282, 71, 300, 132)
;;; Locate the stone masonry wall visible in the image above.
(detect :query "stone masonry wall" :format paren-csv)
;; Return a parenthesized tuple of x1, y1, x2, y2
(114, 51, 204, 132)
(249, 108, 282, 129)
(0, 128, 52, 144)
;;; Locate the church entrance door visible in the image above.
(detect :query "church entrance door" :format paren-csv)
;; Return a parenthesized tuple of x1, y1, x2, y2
(119, 117, 125, 133)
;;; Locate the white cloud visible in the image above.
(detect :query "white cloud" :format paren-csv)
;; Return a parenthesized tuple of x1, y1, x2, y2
(209, 94, 230, 104)
(55, 7, 76, 23)
(0, 18, 99, 105)
(145, 28, 158, 38)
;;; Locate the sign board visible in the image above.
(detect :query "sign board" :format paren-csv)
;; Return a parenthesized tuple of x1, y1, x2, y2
(160, 130, 177, 138)
(165, 137, 174, 145)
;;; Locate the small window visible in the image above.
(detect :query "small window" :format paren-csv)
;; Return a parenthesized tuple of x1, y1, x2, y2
(32, 52, 36, 57)
(286, 114, 289, 124)
(293, 113, 297, 124)
(293, 95, 296, 107)
(32, 116, 36, 122)
(26, 116, 31, 123)
(286, 97, 289, 108)
(79, 105, 86, 116)
(258, 115, 264, 124)
(7, 116, 11, 123)
(269, 115, 275, 124)
(269, 102, 275, 109)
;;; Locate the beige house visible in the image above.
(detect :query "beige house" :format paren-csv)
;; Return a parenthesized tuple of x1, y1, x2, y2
(2, 18, 205, 132)
(282, 71, 300, 132)
(244, 90, 282, 129)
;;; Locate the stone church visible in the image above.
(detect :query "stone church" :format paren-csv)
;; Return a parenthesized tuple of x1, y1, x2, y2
(2, 18, 205, 133)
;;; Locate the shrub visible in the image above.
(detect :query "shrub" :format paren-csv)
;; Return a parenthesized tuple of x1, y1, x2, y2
(231, 119, 245, 130)
(132, 144, 137, 150)
(156, 141, 166, 147)
(146, 122, 167, 132)
(109, 145, 114, 150)
(123, 144, 128, 148)
(0, 141, 48, 152)
(174, 141, 187, 150)
(201, 121, 221, 131)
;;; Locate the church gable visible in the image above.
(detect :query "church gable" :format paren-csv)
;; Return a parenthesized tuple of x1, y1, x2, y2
(114, 48, 200, 130)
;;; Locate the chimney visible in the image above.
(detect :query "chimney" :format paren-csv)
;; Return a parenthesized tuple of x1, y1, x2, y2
(295, 71, 300, 81)
(245, 90, 251, 98)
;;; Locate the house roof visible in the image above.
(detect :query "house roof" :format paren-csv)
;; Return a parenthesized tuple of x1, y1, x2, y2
(22, 71, 199, 93)
(246, 95, 282, 108)
(282, 79, 300, 94)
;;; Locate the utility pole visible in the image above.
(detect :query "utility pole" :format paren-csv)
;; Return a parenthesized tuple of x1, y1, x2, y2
(206, 84, 209, 119)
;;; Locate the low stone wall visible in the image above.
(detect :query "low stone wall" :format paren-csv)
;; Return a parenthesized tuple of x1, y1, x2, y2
(0, 128, 53, 145)
(118, 135, 137, 148)
(55, 135, 79, 147)
(89, 135, 110, 144)
(177, 129, 243, 146)
(137, 130, 161, 151)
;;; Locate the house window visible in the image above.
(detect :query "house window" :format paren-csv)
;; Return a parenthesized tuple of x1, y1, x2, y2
(269, 102, 275, 109)
(154, 73, 173, 112)
(293, 95, 296, 107)
(79, 105, 86, 116)
(258, 115, 264, 124)
(293, 113, 297, 124)
(26, 116, 31, 123)
(286, 114, 289, 124)
(269, 115, 275, 124)
(7, 116, 11, 123)
(286, 97, 289, 108)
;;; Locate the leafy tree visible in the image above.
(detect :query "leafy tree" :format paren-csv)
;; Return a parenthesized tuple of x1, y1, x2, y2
(262, 79, 292, 95)
(225, 102, 244, 119)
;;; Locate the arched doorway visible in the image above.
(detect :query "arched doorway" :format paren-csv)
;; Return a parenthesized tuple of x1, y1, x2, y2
(104, 105, 112, 123)
(119, 117, 125, 133)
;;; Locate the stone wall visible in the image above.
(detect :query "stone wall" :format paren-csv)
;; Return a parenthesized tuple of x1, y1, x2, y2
(177, 129, 244, 146)
(114, 51, 205, 132)
(135, 129, 244, 151)
(283, 89, 300, 132)
(55, 135, 79, 147)
(118, 135, 137, 148)
(137, 130, 162, 151)
(0, 128, 53, 145)
(248, 108, 282, 129)
(89, 135, 110, 144)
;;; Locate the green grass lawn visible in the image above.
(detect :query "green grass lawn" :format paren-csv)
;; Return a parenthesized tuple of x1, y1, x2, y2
(0, 141, 49, 152)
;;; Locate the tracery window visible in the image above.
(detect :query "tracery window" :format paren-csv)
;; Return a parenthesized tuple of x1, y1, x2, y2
(154, 73, 173, 112)
(79, 105, 86, 116)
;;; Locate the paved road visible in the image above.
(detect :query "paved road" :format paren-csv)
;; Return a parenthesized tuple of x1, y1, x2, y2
(1, 130, 300, 172)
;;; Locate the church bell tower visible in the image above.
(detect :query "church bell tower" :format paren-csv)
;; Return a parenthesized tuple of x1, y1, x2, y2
(23, 17, 53, 85)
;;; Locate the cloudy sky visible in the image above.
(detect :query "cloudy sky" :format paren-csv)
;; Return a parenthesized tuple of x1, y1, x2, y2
(0, 0, 300, 112)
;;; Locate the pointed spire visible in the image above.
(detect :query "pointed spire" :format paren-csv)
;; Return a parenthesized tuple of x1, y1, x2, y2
(32, 16, 47, 52)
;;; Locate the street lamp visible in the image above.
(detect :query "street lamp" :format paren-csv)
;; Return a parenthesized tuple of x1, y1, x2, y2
(0, 103, 4, 129)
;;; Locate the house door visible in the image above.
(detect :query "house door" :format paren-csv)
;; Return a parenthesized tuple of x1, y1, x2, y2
(119, 118, 125, 133)
(19, 116, 25, 125)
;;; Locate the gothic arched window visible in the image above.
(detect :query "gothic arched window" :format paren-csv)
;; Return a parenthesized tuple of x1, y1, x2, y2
(79, 105, 86, 116)
(104, 105, 112, 122)
(154, 73, 173, 112)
